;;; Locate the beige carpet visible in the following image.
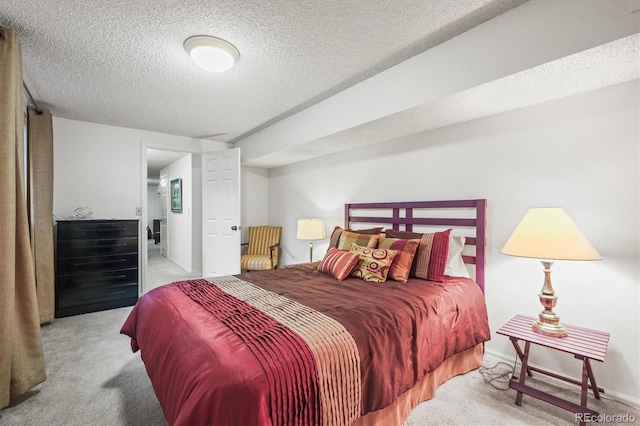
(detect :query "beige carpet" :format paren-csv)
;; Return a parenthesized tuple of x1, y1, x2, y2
(405, 364, 638, 425)
(146, 240, 200, 292)
(1, 307, 167, 426)
(1, 296, 637, 425)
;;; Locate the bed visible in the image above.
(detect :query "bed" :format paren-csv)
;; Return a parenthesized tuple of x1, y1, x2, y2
(121, 199, 490, 425)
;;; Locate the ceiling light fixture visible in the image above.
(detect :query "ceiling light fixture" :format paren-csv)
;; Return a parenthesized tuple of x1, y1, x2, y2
(184, 35, 239, 73)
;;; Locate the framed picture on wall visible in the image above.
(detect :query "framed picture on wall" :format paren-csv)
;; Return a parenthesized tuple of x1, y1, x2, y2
(170, 178, 182, 213)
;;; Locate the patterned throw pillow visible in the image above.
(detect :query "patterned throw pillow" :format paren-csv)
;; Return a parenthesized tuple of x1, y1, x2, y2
(377, 236, 420, 283)
(317, 248, 361, 281)
(349, 244, 397, 283)
(327, 226, 383, 250)
(337, 230, 380, 251)
(385, 229, 452, 282)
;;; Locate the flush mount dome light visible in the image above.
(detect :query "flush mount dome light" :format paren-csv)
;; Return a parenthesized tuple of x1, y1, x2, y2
(184, 35, 240, 72)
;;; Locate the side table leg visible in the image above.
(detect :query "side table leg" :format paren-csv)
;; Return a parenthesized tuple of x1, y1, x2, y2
(510, 338, 533, 377)
(584, 358, 601, 399)
(581, 359, 588, 410)
(579, 359, 590, 426)
(515, 340, 531, 406)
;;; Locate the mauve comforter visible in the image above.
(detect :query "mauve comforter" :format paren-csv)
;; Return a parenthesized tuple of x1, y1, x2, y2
(121, 263, 490, 425)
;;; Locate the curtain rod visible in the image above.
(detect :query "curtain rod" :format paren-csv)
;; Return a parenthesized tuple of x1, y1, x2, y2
(23, 82, 43, 115)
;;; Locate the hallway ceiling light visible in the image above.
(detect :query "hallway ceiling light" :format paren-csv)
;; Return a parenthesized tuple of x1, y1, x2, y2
(184, 35, 240, 72)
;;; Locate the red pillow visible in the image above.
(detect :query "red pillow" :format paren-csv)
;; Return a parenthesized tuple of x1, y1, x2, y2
(318, 248, 360, 281)
(385, 229, 451, 282)
(377, 237, 419, 283)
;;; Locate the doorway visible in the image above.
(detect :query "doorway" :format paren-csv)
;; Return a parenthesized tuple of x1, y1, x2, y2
(142, 146, 200, 293)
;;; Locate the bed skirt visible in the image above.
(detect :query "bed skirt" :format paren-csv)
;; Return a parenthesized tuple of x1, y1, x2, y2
(354, 344, 483, 426)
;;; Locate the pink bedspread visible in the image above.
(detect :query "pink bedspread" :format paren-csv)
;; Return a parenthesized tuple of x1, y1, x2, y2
(121, 264, 490, 425)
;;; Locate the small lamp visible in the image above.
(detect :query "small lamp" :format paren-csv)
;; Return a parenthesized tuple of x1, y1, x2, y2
(501, 208, 601, 337)
(297, 219, 325, 263)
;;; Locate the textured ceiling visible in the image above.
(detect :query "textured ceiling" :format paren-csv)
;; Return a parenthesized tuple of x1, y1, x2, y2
(248, 34, 639, 167)
(1, 0, 638, 170)
(2, 0, 524, 143)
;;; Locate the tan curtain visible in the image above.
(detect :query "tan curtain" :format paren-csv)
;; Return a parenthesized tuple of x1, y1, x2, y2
(28, 107, 55, 324)
(0, 26, 46, 409)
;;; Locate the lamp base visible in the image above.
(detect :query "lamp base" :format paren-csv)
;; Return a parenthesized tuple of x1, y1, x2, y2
(531, 261, 568, 338)
(532, 312, 568, 338)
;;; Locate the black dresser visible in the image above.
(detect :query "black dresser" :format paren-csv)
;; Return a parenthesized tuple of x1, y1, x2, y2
(55, 219, 139, 318)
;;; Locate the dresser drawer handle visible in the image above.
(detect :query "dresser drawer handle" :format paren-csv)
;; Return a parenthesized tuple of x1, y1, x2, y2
(90, 274, 128, 281)
(81, 243, 128, 249)
(73, 259, 128, 266)
(75, 227, 129, 232)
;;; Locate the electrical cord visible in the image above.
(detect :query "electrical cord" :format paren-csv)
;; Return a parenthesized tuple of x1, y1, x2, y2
(479, 356, 518, 391)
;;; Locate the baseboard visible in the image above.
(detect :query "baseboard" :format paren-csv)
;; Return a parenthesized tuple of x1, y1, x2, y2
(483, 349, 640, 410)
(166, 256, 192, 273)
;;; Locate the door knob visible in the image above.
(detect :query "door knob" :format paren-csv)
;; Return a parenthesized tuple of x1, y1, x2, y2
(231, 226, 238, 231)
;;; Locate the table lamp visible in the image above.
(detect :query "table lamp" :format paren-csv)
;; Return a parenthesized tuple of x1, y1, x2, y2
(500, 208, 601, 337)
(297, 219, 325, 263)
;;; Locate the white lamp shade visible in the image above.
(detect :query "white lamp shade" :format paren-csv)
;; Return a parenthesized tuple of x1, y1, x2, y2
(297, 219, 325, 240)
(501, 208, 601, 261)
(184, 36, 239, 72)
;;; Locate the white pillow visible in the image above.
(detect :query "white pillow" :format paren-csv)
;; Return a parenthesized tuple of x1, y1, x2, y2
(445, 235, 470, 278)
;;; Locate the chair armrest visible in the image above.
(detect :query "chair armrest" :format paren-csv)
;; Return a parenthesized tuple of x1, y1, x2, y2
(269, 243, 280, 268)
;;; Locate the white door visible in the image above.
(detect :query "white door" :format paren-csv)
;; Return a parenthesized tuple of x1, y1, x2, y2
(202, 148, 241, 276)
(159, 173, 168, 257)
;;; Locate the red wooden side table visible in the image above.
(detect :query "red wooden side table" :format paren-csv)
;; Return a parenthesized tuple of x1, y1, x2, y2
(496, 315, 610, 426)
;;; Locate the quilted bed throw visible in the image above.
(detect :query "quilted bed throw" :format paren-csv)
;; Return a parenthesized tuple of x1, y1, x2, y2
(178, 277, 361, 426)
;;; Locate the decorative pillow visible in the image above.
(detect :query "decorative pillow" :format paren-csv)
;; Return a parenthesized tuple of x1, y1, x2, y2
(385, 229, 451, 282)
(337, 230, 380, 251)
(328, 226, 383, 250)
(384, 229, 422, 239)
(349, 244, 397, 283)
(377, 236, 420, 283)
(445, 235, 470, 278)
(318, 248, 361, 281)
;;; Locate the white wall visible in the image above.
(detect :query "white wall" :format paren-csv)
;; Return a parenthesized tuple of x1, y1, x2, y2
(53, 117, 228, 219)
(267, 81, 639, 404)
(160, 154, 202, 273)
(53, 120, 140, 220)
(240, 167, 269, 244)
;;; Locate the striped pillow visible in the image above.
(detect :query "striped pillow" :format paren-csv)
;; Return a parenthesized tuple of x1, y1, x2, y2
(337, 230, 380, 251)
(377, 237, 420, 283)
(385, 229, 452, 282)
(349, 244, 397, 283)
(318, 248, 360, 281)
(328, 226, 383, 250)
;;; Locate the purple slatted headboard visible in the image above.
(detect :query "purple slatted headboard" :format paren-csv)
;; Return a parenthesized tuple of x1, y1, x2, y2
(344, 199, 487, 293)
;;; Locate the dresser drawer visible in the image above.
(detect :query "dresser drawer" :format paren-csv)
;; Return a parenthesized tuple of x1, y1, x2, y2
(56, 252, 138, 275)
(57, 237, 138, 257)
(57, 220, 138, 240)
(56, 282, 138, 310)
(56, 266, 138, 289)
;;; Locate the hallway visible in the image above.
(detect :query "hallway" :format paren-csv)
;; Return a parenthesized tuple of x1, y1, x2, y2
(146, 239, 201, 292)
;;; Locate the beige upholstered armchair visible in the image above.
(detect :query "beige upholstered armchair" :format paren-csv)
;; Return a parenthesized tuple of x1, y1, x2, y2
(241, 226, 282, 271)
